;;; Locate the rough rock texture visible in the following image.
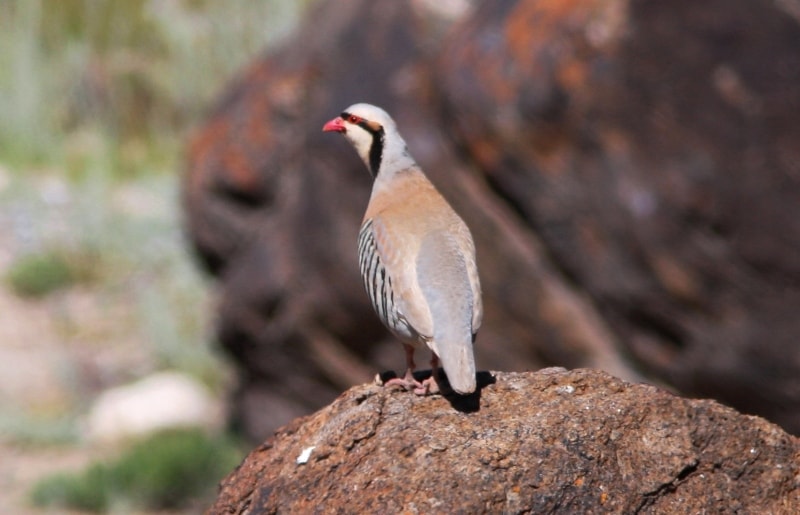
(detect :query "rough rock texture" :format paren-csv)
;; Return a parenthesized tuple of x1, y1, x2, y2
(438, 0, 800, 439)
(208, 369, 800, 514)
(183, 0, 800, 440)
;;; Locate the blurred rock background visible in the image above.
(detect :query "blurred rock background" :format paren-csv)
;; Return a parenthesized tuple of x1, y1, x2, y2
(184, 0, 800, 447)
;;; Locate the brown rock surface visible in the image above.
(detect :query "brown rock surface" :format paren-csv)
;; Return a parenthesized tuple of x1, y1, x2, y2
(208, 369, 800, 514)
(438, 0, 800, 438)
(183, 0, 800, 439)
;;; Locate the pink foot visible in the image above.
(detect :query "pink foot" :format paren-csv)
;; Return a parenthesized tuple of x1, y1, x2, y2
(380, 347, 444, 396)
(383, 368, 424, 392)
(384, 376, 423, 391)
(412, 375, 440, 396)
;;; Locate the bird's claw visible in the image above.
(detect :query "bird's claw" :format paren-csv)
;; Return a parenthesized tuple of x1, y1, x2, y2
(383, 372, 440, 396)
(384, 376, 423, 392)
(412, 376, 440, 396)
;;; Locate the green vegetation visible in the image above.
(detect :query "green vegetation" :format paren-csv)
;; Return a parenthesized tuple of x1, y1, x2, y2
(0, 2, 308, 510)
(6, 249, 85, 297)
(0, 0, 312, 386)
(0, 0, 308, 169)
(30, 428, 245, 512)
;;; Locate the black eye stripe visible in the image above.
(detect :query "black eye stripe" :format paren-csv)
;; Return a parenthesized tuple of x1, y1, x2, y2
(341, 112, 361, 124)
(341, 111, 382, 135)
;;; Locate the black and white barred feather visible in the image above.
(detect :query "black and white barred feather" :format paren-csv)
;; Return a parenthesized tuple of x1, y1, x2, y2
(357, 219, 419, 343)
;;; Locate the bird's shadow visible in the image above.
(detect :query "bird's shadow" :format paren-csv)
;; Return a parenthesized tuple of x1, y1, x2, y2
(377, 370, 496, 413)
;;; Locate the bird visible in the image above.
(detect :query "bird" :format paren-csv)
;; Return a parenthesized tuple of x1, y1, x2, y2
(322, 103, 482, 395)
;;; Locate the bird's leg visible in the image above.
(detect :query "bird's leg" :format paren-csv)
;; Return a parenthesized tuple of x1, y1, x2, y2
(414, 354, 441, 396)
(384, 344, 424, 391)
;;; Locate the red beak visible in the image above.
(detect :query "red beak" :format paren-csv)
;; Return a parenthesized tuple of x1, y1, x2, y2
(322, 116, 346, 133)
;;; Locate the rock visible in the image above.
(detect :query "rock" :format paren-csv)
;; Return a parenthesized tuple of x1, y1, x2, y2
(183, 0, 800, 438)
(437, 0, 800, 434)
(87, 371, 222, 443)
(208, 369, 800, 514)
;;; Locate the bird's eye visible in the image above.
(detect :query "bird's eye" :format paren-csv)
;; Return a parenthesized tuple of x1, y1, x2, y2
(348, 115, 360, 124)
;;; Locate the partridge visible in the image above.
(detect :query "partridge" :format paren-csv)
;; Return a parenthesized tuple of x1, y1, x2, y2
(323, 103, 482, 395)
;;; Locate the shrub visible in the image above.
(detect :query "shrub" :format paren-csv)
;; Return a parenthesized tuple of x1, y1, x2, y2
(6, 249, 80, 297)
(30, 428, 244, 512)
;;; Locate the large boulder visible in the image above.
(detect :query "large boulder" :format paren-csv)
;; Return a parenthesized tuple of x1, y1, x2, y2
(438, 0, 800, 433)
(208, 369, 800, 513)
(183, 0, 800, 439)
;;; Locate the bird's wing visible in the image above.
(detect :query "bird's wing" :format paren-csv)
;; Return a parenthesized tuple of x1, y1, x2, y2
(358, 217, 433, 341)
(454, 219, 482, 335)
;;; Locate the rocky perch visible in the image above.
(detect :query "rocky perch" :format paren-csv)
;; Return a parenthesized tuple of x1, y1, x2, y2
(208, 369, 799, 513)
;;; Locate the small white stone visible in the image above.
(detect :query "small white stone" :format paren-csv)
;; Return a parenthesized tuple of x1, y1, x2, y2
(86, 371, 221, 443)
(555, 385, 576, 395)
(296, 446, 316, 464)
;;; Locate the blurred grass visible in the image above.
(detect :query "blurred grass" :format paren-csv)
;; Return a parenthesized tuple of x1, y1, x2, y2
(0, 409, 81, 446)
(6, 248, 89, 297)
(30, 428, 245, 512)
(0, 3, 309, 511)
(0, 0, 310, 473)
(0, 0, 309, 169)
(0, 2, 310, 511)
(0, 144, 228, 388)
(0, 0, 313, 376)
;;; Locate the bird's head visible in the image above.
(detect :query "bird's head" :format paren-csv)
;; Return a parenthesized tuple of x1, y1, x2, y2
(323, 103, 412, 177)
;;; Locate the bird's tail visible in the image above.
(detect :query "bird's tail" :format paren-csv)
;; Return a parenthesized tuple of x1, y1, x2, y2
(417, 234, 477, 394)
(436, 328, 476, 394)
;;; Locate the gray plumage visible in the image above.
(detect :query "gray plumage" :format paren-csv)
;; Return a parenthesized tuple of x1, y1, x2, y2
(324, 103, 482, 395)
